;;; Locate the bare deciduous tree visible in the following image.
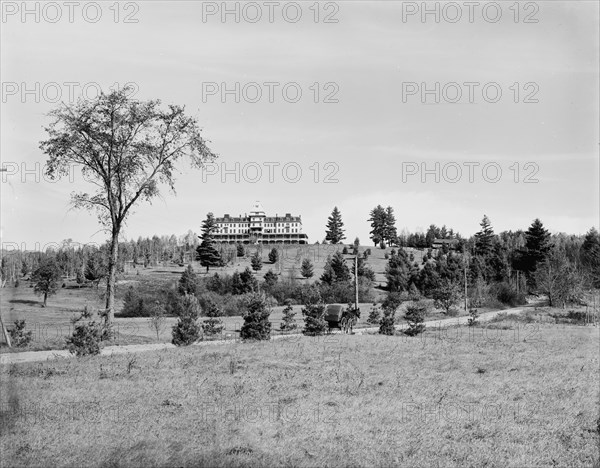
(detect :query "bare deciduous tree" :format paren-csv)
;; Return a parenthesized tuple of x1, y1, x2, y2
(40, 88, 216, 323)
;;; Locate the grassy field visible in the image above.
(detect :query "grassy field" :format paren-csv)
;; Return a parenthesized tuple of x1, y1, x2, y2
(0, 245, 440, 353)
(1, 316, 598, 467)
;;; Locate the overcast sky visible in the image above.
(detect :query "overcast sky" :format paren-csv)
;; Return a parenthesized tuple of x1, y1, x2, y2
(1, 1, 598, 249)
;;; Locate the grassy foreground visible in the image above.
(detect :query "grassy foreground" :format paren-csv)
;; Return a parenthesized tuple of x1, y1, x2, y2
(1, 321, 599, 467)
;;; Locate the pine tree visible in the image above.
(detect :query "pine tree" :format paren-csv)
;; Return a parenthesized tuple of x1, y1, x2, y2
(178, 264, 198, 296)
(202, 300, 224, 336)
(301, 258, 314, 279)
(320, 251, 351, 284)
(196, 213, 223, 272)
(251, 251, 263, 271)
(263, 269, 278, 288)
(325, 207, 346, 244)
(367, 303, 381, 325)
(474, 215, 495, 258)
(368, 205, 386, 246)
(236, 243, 245, 257)
(404, 301, 426, 336)
(279, 300, 298, 332)
(518, 218, 551, 287)
(171, 294, 202, 346)
(268, 247, 279, 264)
(384, 206, 398, 245)
(302, 286, 327, 336)
(240, 292, 271, 340)
(385, 248, 411, 292)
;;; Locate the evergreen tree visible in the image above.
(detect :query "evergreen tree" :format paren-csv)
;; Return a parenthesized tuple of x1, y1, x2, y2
(280, 300, 298, 332)
(268, 247, 279, 264)
(384, 206, 398, 245)
(474, 215, 495, 258)
(302, 286, 327, 336)
(518, 218, 551, 287)
(404, 301, 426, 336)
(236, 243, 245, 257)
(368, 205, 386, 246)
(238, 267, 258, 293)
(120, 286, 146, 317)
(263, 269, 278, 288)
(196, 213, 223, 272)
(171, 294, 202, 346)
(202, 300, 224, 336)
(325, 207, 346, 244)
(378, 293, 403, 335)
(300, 258, 314, 279)
(385, 248, 411, 292)
(32, 258, 62, 307)
(320, 251, 351, 284)
(178, 264, 198, 296)
(367, 303, 381, 325)
(251, 251, 263, 271)
(240, 292, 271, 340)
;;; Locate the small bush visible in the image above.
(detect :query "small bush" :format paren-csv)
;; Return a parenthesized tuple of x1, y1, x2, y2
(384, 253, 389, 260)
(367, 304, 381, 325)
(342, 246, 348, 254)
(467, 308, 479, 326)
(8, 320, 33, 347)
(65, 307, 103, 357)
(493, 282, 527, 307)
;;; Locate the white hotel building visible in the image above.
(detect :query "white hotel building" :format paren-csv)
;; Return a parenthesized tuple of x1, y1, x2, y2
(213, 202, 309, 244)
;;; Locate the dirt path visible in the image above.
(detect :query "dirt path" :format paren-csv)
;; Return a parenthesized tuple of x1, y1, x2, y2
(0, 304, 537, 365)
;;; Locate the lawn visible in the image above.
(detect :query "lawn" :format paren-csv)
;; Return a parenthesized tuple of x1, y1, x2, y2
(1, 319, 598, 467)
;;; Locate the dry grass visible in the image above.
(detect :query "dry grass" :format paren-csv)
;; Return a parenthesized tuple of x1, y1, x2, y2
(1, 319, 598, 467)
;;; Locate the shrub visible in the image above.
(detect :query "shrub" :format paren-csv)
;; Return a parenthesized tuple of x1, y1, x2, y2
(280, 300, 298, 332)
(302, 287, 327, 336)
(432, 279, 461, 315)
(171, 295, 202, 346)
(380, 242, 387, 249)
(65, 307, 103, 356)
(467, 308, 479, 326)
(367, 304, 381, 325)
(384, 253, 389, 260)
(14, 279, 20, 288)
(365, 248, 371, 256)
(8, 320, 33, 347)
(202, 300, 224, 336)
(342, 246, 348, 254)
(404, 302, 426, 336)
(240, 292, 271, 340)
(493, 282, 527, 307)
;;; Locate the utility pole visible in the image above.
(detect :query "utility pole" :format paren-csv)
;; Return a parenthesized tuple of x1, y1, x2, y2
(355, 254, 359, 313)
(463, 251, 469, 312)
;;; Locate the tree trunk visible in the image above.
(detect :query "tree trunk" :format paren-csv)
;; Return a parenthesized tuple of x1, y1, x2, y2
(105, 228, 120, 324)
(43, 292, 47, 307)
